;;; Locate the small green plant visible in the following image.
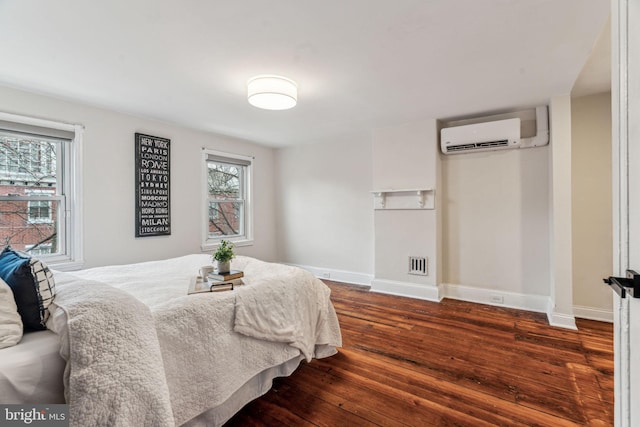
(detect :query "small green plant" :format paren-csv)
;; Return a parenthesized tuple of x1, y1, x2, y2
(212, 240, 235, 263)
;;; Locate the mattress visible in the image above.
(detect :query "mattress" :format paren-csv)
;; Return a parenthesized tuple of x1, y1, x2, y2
(0, 330, 65, 403)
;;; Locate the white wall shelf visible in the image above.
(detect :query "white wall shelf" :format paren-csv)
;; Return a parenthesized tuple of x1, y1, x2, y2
(371, 188, 435, 210)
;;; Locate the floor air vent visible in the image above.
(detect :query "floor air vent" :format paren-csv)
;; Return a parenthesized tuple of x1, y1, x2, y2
(408, 256, 428, 276)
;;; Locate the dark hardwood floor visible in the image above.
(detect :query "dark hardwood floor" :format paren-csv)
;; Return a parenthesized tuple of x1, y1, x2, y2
(226, 281, 614, 426)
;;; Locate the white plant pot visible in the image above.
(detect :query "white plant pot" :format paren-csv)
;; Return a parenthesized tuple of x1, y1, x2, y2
(216, 260, 231, 274)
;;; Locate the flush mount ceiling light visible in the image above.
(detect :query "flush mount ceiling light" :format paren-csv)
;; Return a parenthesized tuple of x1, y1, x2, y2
(247, 75, 297, 110)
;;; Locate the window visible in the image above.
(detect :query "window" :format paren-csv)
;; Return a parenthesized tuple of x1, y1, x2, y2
(202, 150, 253, 249)
(26, 190, 55, 224)
(0, 113, 83, 269)
(28, 200, 53, 223)
(0, 139, 56, 176)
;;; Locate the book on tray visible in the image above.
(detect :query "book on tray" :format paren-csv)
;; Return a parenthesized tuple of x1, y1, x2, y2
(208, 269, 244, 281)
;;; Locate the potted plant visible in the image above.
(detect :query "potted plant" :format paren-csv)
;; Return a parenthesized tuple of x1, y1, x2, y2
(212, 240, 234, 273)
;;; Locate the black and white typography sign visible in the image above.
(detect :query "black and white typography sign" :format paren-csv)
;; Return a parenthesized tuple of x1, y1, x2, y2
(135, 133, 171, 237)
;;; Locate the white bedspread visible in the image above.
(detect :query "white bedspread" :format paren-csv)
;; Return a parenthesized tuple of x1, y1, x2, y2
(48, 255, 342, 427)
(48, 276, 174, 427)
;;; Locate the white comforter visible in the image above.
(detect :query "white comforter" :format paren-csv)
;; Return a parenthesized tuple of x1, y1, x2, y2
(48, 255, 342, 427)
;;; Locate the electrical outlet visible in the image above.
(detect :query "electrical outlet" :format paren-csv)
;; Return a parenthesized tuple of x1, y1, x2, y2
(490, 295, 504, 304)
(321, 272, 331, 279)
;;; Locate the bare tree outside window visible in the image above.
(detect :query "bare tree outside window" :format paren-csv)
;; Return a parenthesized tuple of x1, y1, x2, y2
(0, 135, 59, 254)
(207, 162, 244, 237)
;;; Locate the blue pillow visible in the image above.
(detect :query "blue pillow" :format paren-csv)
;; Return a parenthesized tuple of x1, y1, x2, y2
(0, 247, 56, 331)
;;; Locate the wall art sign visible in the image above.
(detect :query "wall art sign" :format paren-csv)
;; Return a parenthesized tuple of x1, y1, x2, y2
(135, 133, 171, 237)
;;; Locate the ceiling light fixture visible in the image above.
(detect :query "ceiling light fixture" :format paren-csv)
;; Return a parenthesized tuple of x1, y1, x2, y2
(247, 75, 297, 110)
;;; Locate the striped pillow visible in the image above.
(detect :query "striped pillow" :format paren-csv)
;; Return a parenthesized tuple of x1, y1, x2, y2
(29, 257, 56, 326)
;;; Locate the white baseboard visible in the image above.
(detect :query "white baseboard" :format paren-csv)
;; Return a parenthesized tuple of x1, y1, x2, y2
(285, 263, 373, 287)
(573, 305, 613, 323)
(284, 264, 609, 327)
(545, 298, 577, 329)
(370, 279, 442, 302)
(442, 282, 549, 314)
(547, 311, 578, 330)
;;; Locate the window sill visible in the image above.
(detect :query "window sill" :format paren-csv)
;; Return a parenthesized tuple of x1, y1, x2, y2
(43, 258, 84, 272)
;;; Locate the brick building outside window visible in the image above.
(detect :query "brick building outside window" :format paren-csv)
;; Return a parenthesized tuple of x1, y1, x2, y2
(0, 135, 59, 255)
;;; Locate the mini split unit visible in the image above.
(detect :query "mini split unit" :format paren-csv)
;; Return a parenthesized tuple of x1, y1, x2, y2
(440, 106, 549, 154)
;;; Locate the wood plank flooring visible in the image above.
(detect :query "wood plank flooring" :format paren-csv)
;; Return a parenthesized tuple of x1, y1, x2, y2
(226, 281, 614, 426)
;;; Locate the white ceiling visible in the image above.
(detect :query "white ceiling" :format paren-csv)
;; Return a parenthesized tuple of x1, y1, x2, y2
(0, 0, 610, 147)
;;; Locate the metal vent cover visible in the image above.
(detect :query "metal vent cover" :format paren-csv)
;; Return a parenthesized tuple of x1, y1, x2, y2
(408, 256, 428, 276)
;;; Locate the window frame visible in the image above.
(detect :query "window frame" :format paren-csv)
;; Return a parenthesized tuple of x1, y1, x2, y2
(0, 112, 83, 270)
(201, 149, 253, 251)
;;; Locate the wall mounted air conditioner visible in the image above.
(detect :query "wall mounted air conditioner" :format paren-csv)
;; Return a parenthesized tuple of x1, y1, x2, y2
(441, 118, 520, 154)
(440, 106, 549, 155)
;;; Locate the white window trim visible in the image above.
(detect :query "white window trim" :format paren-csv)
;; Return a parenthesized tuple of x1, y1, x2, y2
(0, 111, 84, 270)
(201, 148, 253, 251)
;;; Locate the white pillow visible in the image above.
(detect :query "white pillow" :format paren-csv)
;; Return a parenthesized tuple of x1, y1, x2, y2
(0, 277, 23, 348)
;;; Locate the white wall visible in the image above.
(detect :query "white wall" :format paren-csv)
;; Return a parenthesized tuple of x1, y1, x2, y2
(441, 146, 550, 297)
(571, 92, 613, 321)
(371, 119, 441, 300)
(548, 94, 576, 328)
(274, 132, 374, 281)
(439, 108, 551, 313)
(275, 112, 559, 312)
(0, 85, 277, 268)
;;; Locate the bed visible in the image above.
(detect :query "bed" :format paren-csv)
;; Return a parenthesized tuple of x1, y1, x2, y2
(0, 254, 342, 426)
(0, 330, 65, 404)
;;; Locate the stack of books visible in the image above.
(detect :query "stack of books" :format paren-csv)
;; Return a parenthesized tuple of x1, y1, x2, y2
(207, 269, 244, 292)
(188, 270, 244, 294)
